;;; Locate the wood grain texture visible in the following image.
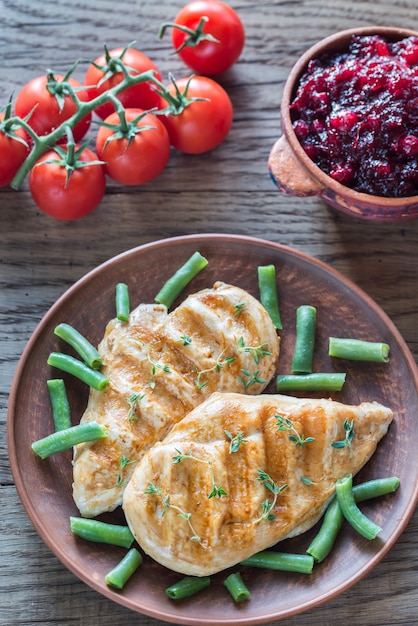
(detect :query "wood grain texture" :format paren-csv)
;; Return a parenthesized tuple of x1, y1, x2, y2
(1, 0, 417, 625)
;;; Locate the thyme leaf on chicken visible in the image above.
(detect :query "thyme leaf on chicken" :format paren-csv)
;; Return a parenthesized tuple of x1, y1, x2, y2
(237, 337, 272, 364)
(275, 414, 316, 446)
(172, 448, 227, 498)
(116, 455, 136, 488)
(194, 349, 235, 391)
(126, 392, 145, 426)
(331, 418, 355, 457)
(224, 429, 248, 453)
(237, 369, 267, 389)
(255, 469, 288, 523)
(144, 482, 202, 543)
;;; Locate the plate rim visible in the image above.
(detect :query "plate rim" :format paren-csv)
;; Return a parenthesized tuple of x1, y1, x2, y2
(7, 233, 418, 625)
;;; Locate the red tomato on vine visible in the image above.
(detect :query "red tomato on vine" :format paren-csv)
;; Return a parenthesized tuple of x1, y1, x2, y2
(15, 73, 91, 143)
(0, 112, 30, 187)
(96, 109, 170, 185)
(159, 0, 245, 75)
(84, 46, 162, 120)
(29, 144, 106, 220)
(158, 75, 233, 154)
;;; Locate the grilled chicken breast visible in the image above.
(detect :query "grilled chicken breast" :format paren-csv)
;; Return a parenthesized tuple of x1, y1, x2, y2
(123, 391, 393, 576)
(73, 282, 280, 517)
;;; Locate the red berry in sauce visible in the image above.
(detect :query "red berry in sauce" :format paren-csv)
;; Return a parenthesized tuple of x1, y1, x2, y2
(290, 34, 418, 197)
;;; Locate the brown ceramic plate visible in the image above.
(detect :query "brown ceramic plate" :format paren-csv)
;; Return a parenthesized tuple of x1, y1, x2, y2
(8, 234, 418, 625)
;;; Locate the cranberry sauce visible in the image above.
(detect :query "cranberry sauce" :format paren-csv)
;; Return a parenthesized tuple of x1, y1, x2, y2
(290, 35, 418, 197)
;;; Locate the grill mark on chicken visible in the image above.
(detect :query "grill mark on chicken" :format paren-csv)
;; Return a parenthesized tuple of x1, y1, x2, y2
(123, 392, 393, 576)
(73, 283, 280, 517)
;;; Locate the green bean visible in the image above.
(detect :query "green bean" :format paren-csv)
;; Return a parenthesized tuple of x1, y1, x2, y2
(47, 378, 72, 431)
(70, 516, 134, 548)
(32, 420, 107, 459)
(257, 264, 283, 329)
(241, 550, 314, 574)
(336, 474, 382, 540)
(291, 305, 317, 374)
(105, 548, 143, 589)
(306, 496, 344, 562)
(276, 372, 346, 391)
(155, 251, 208, 309)
(223, 572, 251, 603)
(115, 282, 130, 322)
(54, 323, 102, 370)
(352, 476, 400, 503)
(47, 352, 109, 390)
(165, 575, 211, 600)
(307, 476, 400, 562)
(329, 337, 390, 362)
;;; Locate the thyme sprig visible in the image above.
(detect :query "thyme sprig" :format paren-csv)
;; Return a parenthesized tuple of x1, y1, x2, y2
(194, 350, 235, 391)
(126, 392, 145, 425)
(237, 337, 272, 364)
(172, 448, 227, 498)
(224, 430, 248, 453)
(233, 301, 246, 316)
(116, 455, 136, 488)
(144, 482, 201, 543)
(237, 369, 266, 389)
(255, 469, 288, 523)
(331, 418, 355, 457)
(275, 414, 315, 447)
(138, 341, 171, 389)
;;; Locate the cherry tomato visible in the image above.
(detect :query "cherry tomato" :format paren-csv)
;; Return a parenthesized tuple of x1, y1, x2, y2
(96, 109, 170, 185)
(29, 145, 106, 220)
(0, 114, 30, 187)
(15, 74, 91, 142)
(166, 0, 245, 75)
(159, 75, 233, 154)
(84, 47, 162, 120)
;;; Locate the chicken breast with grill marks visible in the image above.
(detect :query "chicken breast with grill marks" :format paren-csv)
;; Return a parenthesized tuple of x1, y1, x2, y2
(123, 391, 393, 576)
(73, 282, 280, 517)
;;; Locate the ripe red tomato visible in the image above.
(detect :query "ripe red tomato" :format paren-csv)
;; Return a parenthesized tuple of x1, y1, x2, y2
(167, 0, 245, 75)
(159, 76, 233, 154)
(84, 47, 162, 120)
(29, 145, 106, 220)
(0, 114, 30, 187)
(15, 74, 91, 142)
(96, 109, 170, 185)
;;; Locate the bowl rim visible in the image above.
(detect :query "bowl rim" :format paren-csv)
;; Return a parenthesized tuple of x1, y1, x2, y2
(280, 26, 418, 208)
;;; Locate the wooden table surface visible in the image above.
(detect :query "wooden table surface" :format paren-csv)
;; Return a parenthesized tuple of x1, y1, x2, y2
(1, 1, 417, 625)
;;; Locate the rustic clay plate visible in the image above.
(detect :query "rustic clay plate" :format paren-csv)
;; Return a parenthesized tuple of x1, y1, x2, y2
(8, 234, 418, 625)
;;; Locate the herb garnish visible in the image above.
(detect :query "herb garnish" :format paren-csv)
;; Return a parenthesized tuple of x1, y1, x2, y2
(224, 430, 248, 453)
(126, 392, 145, 425)
(194, 350, 235, 391)
(331, 418, 355, 457)
(237, 369, 266, 389)
(233, 301, 246, 316)
(144, 482, 201, 543)
(275, 414, 315, 447)
(255, 469, 288, 522)
(172, 448, 227, 498)
(116, 455, 136, 488)
(237, 337, 272, 364)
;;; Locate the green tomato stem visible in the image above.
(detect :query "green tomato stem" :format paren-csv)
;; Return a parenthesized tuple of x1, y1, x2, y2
(10, 65, 160, 189)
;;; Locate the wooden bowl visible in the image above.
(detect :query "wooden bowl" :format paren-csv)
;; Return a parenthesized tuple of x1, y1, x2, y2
(269, 27, 418, 221)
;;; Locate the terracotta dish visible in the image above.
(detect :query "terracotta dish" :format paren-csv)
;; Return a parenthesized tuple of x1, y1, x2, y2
(8, 234, 418, 624)
(269, 27, 418, 221)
